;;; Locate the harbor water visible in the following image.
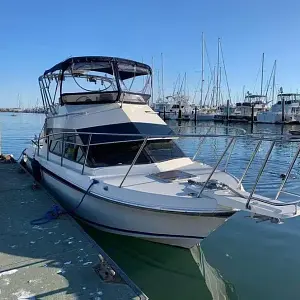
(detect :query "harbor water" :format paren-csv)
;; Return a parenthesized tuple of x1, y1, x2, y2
(2, 112, 300, 300)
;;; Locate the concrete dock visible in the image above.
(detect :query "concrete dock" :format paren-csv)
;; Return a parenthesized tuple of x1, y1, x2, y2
(0, 161, 147, 300)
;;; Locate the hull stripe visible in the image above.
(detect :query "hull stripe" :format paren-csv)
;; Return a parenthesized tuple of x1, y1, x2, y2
(39, 164, 236, 218)
(74, 214, 206, 240)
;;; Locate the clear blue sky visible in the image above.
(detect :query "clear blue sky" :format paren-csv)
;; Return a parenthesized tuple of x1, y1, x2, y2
(1, 0, 300, 107)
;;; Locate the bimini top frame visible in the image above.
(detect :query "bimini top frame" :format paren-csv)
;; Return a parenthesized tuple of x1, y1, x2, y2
(39, 56, 153, 114)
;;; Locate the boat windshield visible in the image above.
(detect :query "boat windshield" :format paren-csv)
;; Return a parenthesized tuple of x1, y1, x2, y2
(87, 139, 185, 167)
(40, 57, 152, 108)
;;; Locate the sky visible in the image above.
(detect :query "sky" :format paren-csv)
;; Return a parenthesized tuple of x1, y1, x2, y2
(1, 0, 300, 107)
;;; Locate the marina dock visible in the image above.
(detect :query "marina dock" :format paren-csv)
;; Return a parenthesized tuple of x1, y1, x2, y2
(0, 160, 147, 300)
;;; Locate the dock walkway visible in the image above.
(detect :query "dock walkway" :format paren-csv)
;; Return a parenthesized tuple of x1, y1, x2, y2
(0, 161, 146, 300)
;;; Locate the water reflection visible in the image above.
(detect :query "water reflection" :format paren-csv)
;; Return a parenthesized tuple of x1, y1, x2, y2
(191, 245, 237, 300)
(3, 115, 300, 300)
(82, 222, 238, 300)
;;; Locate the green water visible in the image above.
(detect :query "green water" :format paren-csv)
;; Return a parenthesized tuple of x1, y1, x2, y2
(2, 112, 300, 300)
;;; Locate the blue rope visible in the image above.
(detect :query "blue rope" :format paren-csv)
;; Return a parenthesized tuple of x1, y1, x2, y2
(30, 179, 99, 226)
(30, 205, 66, 225)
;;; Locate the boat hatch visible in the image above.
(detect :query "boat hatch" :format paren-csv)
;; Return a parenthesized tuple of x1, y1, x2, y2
(150, 170, 194, 183)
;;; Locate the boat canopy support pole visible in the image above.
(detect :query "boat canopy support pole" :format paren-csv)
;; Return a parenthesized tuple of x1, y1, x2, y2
(197, 137, 234, 198)
(119, 137, 148, 188)
(246, 141, 275, 209)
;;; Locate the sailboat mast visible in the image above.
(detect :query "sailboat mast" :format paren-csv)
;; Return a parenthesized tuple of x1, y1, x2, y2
(157, 70, 161, 100)
(218, 66, 222, 106)
(161, 53, 165, 102)
(200, 32, 205, 108)
(216, 38, 220, 107)
(211, 66, 216, 107)
(151, 56, 154, 105)
(260, 52, 265, 96)
(184, 72, 187, 98)
(272, 60, 277, 105)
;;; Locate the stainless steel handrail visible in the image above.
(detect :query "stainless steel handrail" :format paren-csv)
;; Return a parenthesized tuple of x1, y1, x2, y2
(275, 144, 300, 200)
(60, 133, 65, 166)
(197, 137, 235, 197)
(280, 190, 300, 199)
(36, 131, 297, 142)
(237, 139, 262, 188)
(35, 130, 300, 209)
(223, 138, 237, 172)
(82, 134, 92, 175)
(246, 141, 276, 209)
(192, 126, 214, 161)
(46, 135, 49, 160)
(119, 137, 148, 188)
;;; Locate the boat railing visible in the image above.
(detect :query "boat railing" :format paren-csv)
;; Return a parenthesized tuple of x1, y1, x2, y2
(36, 130, 300, 212)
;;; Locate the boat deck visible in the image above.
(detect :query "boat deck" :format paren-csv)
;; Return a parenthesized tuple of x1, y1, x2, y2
(0, 161, 147, 299)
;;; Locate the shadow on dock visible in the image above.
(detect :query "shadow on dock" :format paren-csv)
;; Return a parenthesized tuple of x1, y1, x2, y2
(0, 162, 146, 299)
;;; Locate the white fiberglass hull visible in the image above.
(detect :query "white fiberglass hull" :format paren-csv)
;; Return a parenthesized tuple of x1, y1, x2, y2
(196, 113, 215, 121)
(25, 160, 230, 248)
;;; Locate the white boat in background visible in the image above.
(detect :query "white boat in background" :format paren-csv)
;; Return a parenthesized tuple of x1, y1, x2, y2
(195, 106, 216, 121)
(257, 92, 300, 124)
(152, 99, 173, 119)
(161, 95, 192, 121)
(22, 56, 300, 249)
(230, 94, 267, 121)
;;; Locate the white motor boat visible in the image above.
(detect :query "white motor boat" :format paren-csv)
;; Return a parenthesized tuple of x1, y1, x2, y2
(257, 93, 300, 124)
(230, 95, 267, 122)
(165, 95, 192, 121)
(152, 99, 173, 120)
(23, 56, 300, 248)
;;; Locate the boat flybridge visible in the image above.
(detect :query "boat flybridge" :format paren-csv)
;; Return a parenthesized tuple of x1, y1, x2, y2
(23, 56, 300, 248)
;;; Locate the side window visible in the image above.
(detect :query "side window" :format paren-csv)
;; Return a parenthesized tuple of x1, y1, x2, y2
(49, 134, 63, 155)
(76, 146, 86, 164)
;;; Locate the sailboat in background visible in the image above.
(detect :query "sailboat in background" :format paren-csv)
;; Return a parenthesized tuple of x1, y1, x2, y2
(166, 73, 193, 121)
(195, 36, 233, 121)
(215, 53, 268, 122)
(153, 53, 173, 119)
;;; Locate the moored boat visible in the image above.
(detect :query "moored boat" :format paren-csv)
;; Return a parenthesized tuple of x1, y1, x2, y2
(23, 56, 300, 248)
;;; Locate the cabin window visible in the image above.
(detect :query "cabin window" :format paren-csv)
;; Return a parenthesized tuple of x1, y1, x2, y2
(87, 139, 185, 167)
(46, 129, 86, 163)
